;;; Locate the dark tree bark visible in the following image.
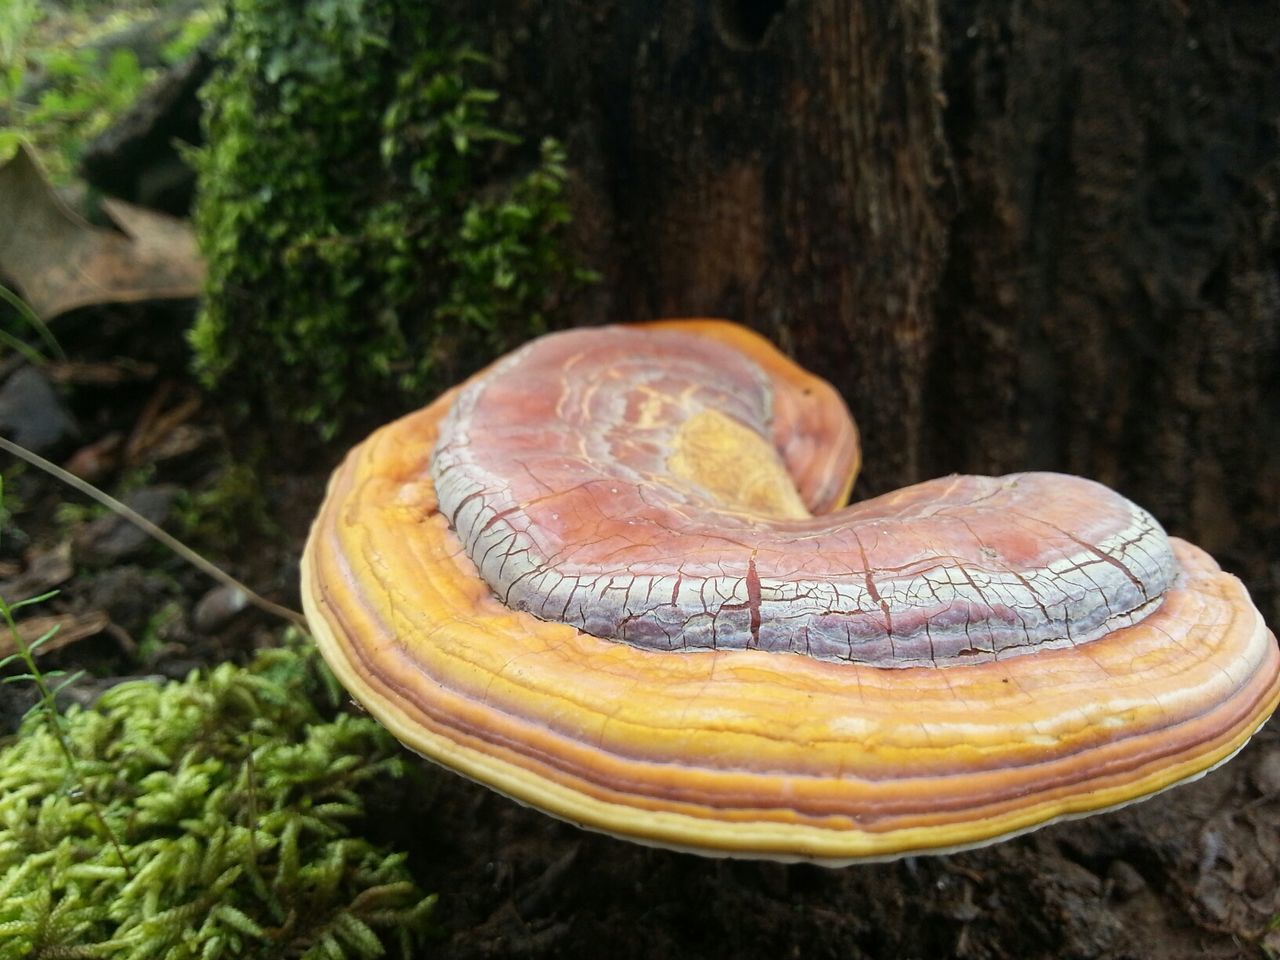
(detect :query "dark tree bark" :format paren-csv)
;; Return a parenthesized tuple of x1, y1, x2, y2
(414, 4, 1280, 956)
(932, 0, 1280, 632)
(465, 0, 1279, 629)
(474, 0, 954, 495)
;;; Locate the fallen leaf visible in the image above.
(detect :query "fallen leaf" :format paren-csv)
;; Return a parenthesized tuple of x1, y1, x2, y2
(0, 144, 204, 319)
(0, 610, 110, 659)
(65, 432, 125, 482)
(46, 358, 159, 385)
(125, 379, 205, 467)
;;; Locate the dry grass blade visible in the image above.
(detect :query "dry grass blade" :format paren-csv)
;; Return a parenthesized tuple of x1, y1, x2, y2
(0, 434, 307, 629)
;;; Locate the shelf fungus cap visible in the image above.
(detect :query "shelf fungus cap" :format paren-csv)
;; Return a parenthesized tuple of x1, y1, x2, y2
(302, 320, 1280, 864)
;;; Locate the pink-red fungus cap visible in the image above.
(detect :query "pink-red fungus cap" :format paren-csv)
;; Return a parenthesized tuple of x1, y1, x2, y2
(302, 320, 1280, 864)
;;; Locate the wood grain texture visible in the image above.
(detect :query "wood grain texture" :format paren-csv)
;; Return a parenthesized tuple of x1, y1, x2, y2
(302, 322, 1280, 863)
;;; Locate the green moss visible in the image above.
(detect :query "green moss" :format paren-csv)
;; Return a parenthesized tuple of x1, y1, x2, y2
(135, 599, 184, 661)
(0, 638, 435, 959)
(175, 462, 277, 552)
(191, 0, 591, 436)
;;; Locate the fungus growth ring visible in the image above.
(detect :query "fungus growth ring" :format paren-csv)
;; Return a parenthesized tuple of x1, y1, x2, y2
(302, 320, 1280, 864)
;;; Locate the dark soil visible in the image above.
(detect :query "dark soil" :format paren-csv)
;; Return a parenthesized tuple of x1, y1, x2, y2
(3, 305, 1278, 960)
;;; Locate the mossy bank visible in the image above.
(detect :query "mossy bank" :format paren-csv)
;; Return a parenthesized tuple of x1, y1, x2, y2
(190, 0, 591, 436)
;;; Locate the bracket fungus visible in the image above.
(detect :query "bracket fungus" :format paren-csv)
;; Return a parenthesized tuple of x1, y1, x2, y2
(302, 320, 1280, 864)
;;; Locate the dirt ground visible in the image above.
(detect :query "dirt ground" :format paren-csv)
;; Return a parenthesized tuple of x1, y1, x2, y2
(3, 305, 1279, 960)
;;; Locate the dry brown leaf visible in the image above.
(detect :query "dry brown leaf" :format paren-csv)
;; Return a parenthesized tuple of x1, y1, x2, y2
(65, 431, 125, 482)
(0, 144, 204, 319)
(124, 380, 205, 467)
(46, 358, 159, 385)
(1, 610, 110, 659)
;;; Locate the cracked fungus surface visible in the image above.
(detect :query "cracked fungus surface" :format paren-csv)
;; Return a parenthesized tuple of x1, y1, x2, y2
(431, 326, 1175, 667)
(302, 319, 1280, 863)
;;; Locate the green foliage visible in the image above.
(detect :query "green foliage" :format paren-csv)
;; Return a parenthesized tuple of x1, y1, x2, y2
(161, 7, 221, 64)
(0, 1, 221, 180)
(175, 462, 277, 551)
(0, 283, 65, 366)
(0, 637, 436, 959)
(1, 478, 135, 926)
(135, 599, 184, 662)
(53, 499, 109, 532)
(0, 0, 39, 107)
(9, 46, 147, 169)
(191, 0, 592, 435)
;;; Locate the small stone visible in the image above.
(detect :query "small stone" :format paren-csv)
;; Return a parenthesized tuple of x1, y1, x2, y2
(155, 658, 206, 680)
(0, 366, 76, 453)
(75, 485, 178, 564)
(193, 583, 250, 634)
(1250, 749, 1280, 796)
(1245, 863, 1273, 899)
(53, 673, 164, 711)
(1106, 860, 1146, 901)
(0, 540, 73, 605)
(0, 683, 39, 736)
(84, 564, 180, 636)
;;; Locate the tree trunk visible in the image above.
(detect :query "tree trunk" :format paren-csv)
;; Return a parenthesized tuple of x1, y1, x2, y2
(465, 0, 1280, 624)
(932, 0, 1280, 631)
(403, 4, 1280, 954)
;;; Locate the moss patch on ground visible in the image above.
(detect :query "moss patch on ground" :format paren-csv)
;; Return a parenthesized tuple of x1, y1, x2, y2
(0, 639, 434, 960)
